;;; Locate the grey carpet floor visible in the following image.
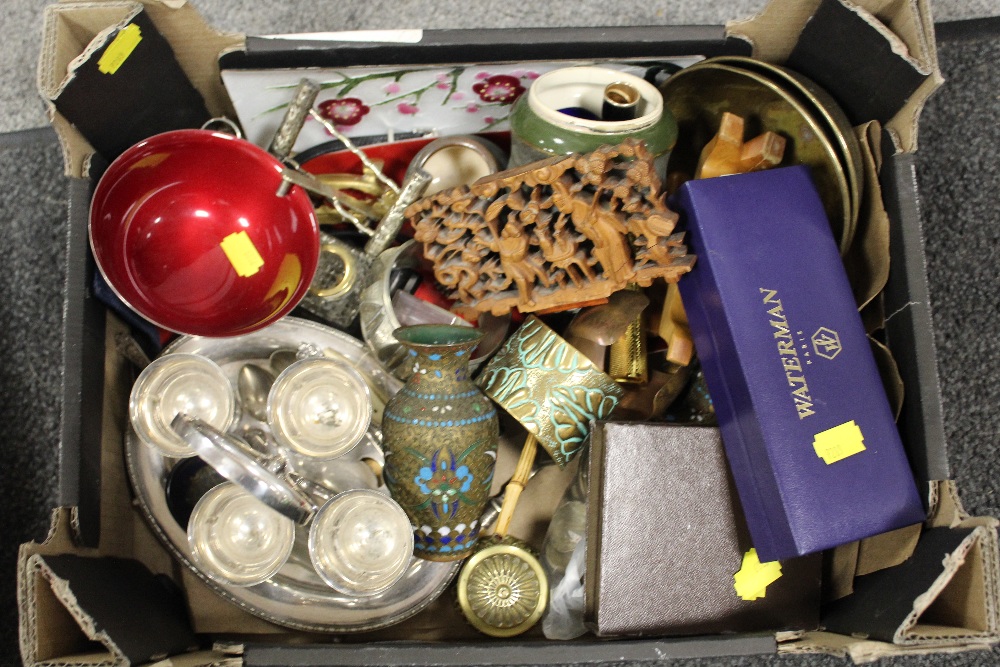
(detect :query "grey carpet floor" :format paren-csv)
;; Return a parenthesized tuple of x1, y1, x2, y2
(3, 0, 1000, 134)
(3, 2, 1000, 667)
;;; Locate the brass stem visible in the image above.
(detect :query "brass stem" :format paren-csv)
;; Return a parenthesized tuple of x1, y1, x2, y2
(494, 434, 538, 538)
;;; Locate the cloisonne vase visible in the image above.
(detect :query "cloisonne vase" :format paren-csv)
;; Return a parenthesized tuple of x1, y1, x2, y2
(382, 324, 499, 561)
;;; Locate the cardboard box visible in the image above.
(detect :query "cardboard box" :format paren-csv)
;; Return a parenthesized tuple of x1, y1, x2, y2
(19, 0, 1000, 665)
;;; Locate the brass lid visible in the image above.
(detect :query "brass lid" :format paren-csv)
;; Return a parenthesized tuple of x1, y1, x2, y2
(457, 540, 549, 638)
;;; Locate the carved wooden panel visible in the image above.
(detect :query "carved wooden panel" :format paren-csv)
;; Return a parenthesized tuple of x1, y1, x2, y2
(405, 140, 694, 316)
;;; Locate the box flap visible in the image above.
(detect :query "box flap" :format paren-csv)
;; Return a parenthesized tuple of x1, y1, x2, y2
(38, 0, 244, 177)
(822, 527, 982, 642)
(726, 0, 943, 153)
(22, 554, 197, 666)
(42, 5, 212, 163)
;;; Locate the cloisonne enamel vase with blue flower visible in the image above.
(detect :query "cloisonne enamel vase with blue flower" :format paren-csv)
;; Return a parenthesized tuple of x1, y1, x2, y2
(382, 324, 499, 561)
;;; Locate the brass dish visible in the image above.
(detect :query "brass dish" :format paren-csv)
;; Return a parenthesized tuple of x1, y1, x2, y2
(660, 61, 853, 254)
(709, 56, 864, 251)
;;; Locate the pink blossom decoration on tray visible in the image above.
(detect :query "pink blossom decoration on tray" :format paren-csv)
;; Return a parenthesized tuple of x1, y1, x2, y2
(221, 60, 695, 152)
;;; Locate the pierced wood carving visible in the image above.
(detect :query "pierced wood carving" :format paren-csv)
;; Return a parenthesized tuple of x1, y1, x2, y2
(405, 139, 694, 316)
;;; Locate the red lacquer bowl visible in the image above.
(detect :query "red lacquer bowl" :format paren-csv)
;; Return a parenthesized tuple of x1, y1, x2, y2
(90, 130, 320, 337)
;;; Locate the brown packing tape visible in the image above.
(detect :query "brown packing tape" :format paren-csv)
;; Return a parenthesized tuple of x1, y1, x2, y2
(855, 523, 922, 577)
(725, 0, 942, 153)
(39, 0, 244, 178)
(824, 539, 861, 603)
(844, 121, 890, 313)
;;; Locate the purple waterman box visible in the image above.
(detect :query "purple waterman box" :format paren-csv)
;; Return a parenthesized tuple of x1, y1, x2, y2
(672, 166, 925, 563)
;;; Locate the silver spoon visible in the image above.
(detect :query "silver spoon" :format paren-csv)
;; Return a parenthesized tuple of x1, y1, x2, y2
(237, 363, 275, 422)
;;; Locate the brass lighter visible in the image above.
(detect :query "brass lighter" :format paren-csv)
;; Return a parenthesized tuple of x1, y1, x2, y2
(608, 285, 648, 384)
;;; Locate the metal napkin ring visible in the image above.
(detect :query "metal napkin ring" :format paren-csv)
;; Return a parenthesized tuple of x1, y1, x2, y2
(310, 240, 360, 299)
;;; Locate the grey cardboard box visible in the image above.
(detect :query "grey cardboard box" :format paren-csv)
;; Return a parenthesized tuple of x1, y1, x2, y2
(18, 0, 1000, 665)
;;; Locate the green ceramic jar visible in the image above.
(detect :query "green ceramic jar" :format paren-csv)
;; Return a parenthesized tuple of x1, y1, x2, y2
(509, 66, 677, 172)
(382, 324, 500, 562)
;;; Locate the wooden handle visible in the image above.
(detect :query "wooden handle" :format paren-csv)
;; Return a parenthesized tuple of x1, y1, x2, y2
(494, 434, 538, 538)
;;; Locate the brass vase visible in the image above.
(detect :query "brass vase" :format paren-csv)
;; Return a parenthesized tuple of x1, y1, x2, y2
(382, 324, 499, 561)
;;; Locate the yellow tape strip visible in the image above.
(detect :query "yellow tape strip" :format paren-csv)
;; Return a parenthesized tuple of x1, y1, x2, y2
(733, 548, 782, 601)
(98, 24, 142, 75)
(220, 231, 265, 278)
(813, 420, 866, 465)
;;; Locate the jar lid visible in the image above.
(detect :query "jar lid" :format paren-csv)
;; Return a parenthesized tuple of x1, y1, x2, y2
(527, 66, 663, 136)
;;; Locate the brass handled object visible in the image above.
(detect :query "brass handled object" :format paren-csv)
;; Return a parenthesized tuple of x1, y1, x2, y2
(456, 434, 549, 638)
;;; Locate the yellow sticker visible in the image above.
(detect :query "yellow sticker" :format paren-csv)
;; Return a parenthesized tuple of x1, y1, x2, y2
(813, 420, 866, 465)
(733, 548, 782, 601)
(98, 23, 142, 75)
(220, 231, 265, 278)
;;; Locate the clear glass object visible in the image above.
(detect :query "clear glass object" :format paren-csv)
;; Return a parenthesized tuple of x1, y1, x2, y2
(187, 482, 295, 586)
(308, 489, 414, 596)
(267, 358, 372, 460)
(130, 353, 237, 458)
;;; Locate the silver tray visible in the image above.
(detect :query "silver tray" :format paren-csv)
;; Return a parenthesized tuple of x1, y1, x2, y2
(125, 316, 461, 633)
